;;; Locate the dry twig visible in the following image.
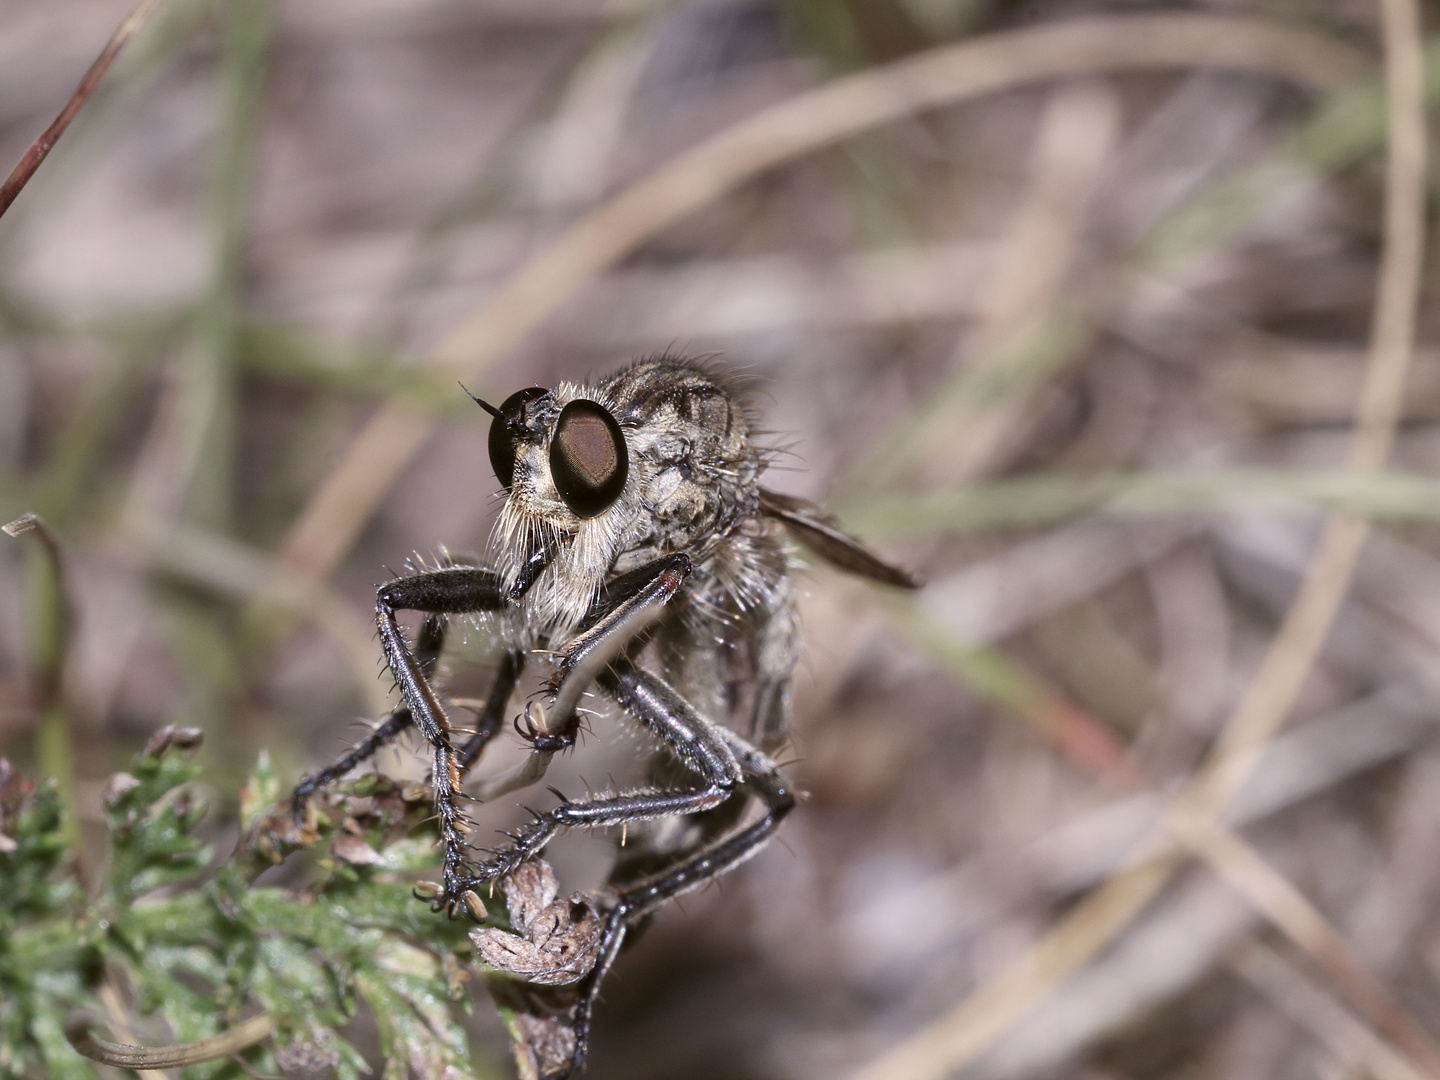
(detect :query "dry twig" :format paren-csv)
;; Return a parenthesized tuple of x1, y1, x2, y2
(1231, 942, 1428, 1080)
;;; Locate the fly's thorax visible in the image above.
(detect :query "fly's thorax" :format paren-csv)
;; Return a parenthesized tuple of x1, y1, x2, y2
(602, 359, 762, 561)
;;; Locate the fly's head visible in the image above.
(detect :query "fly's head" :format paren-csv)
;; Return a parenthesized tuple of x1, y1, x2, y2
(476, 358, 763, 636)
(478, 381, 630, 630)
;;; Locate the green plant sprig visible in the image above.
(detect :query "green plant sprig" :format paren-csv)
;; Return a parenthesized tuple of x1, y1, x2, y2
(0, 730, 508, 1080)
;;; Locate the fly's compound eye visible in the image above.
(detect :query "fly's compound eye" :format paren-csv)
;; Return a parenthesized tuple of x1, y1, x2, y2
(488, 386, 548, 489)
(550, 399, 628, 518)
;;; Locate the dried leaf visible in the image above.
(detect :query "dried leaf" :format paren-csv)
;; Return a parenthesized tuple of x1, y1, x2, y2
(471, 861, 604, 987)
(332, 832, 385, 866)
(506, 860, 560, 931)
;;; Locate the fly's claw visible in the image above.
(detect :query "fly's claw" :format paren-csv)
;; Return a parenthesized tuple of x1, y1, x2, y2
(413, 880, 445, 910)
(466, 857, 517, 889)
(289, 790, 313, 831)
(514, 700, 574, 754)
(435, 887, 490, 922)
(417, 868, 485, 919)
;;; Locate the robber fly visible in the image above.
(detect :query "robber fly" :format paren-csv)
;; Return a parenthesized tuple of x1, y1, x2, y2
(293, 356, 918, 1077)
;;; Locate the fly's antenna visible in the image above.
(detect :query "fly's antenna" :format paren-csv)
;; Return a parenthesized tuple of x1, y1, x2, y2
(460, 382, 527, 436)
(459, 383, 502, 419)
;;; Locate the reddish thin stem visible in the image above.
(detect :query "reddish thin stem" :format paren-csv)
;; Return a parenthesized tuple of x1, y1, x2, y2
(0, 0, 163, 221)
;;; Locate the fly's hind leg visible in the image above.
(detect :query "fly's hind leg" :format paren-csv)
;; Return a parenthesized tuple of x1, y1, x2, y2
(293, 634, 524, 832)
(555, 720, 795, 1079)
(456, 648, 526, 771)
(291, 708, 415, 826)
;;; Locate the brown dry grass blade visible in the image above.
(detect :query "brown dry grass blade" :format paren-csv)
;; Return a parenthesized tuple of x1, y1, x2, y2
(0, 0, 164, 221)
(65, 1009, 274, 1070)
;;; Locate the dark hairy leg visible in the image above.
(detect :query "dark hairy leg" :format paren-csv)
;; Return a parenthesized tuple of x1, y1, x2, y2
(465, 654, 739, 884)
(374, 565, 515, 907)
(517, 554, 691, 753)
(291, 708, 414, 824)
(457, 648, 525, 771)
(294, 588, 531, 816)
(290, 612, 447, 824)
(553, 682, 796, 1078)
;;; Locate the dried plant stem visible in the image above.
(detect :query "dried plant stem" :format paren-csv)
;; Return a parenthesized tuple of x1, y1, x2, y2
(1175, 816, 1440, 1077)
(1231, 943, 1429, 1080)
(1185, 0, 1424, 825)
(95, 981, 169, 1080)
(65, 1009, 274, 1070)
(857, 856, 1183, 1080)
(279, 13, 1372, 582)
(0, 0, 164, 220)
(850, 1, 1425, 1078)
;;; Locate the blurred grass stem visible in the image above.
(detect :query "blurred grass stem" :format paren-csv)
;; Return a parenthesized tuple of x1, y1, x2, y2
(3, 514, 80, 863)
(840, 468, 1440, 535)
(188, 0, 272, 534)
(878, 596, 1141, 788)
(112, 520, 391, 718)
(850, 0, 1428, 1076)
(1231, 943, 1429, 1080)
(858, 80, 1119, 489)
(1175, 815, 1440, 1075)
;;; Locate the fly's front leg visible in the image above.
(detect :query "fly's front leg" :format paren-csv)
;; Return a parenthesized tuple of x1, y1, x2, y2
(560, 718, 796, 1078)
(517, 554, 691, 753)
(457, 648, 525, 772)
(465, 654, 740, 887)
(375, 566, 509, 910)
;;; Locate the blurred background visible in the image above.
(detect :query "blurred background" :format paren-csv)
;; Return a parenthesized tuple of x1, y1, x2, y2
(2, 0, 1438, 1078)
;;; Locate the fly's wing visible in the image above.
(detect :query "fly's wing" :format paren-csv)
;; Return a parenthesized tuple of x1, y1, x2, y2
(759, 489, 922, 589)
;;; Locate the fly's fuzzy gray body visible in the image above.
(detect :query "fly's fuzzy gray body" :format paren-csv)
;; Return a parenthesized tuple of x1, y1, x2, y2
(294, 353, 917, 1078)
(495, 357, 800, 743)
